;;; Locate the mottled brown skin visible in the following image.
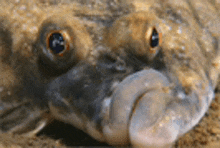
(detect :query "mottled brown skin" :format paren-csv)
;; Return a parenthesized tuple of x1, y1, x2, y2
(0, 0, 220, 147)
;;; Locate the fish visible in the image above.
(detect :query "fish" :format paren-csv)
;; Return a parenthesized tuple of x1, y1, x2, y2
(0, 0, 219, 147)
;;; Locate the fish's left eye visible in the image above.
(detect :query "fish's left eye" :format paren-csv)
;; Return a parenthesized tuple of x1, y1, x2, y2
(104, 12, 162, 62)
(144, 26, 162, 61)
(150, 28, 159, 48)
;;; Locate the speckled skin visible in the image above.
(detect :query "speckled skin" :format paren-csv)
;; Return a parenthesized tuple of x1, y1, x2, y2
(0, 0, 220, 147)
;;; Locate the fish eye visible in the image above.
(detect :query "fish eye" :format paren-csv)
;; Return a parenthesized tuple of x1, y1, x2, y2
(36, 16, 92, 74)
(150, 28, 159, 48)
(144, 26, 162, 61)
(104, 13, 162, 62)
(47, 32, 66, 54)
(46, 31, 70, 57)
(145, 27, 161, 49)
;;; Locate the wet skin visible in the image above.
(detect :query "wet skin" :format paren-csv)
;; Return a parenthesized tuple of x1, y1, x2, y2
(0, 0, 220, 147)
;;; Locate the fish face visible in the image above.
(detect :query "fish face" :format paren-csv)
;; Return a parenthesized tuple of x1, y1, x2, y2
(0, 0, 219, 147)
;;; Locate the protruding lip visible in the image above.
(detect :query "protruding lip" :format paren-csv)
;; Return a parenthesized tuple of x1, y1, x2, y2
(102, 69, 172, 146)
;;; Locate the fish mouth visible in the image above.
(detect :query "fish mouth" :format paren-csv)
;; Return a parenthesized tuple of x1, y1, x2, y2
(102, 68, 214, 147)
(102, 69, 177, 147)
(47, 64, 213, 147)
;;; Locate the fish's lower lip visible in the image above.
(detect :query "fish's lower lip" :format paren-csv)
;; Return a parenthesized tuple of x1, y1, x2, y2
(102, 69, 171, 146)
(129, 89, 178, 147)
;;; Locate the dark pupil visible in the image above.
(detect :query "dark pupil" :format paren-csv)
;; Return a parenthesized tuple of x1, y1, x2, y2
(150, 28, 159, 48)
(49, 32, 65, 54)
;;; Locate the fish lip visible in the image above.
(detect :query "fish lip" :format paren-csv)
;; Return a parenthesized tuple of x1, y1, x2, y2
(102, 68, 171, 145)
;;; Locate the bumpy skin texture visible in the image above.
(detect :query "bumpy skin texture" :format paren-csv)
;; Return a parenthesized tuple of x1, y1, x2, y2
(0, 0, 220, 147)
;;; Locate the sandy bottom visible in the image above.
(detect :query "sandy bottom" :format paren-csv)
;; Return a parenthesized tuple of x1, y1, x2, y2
(0, 94, 220, 148)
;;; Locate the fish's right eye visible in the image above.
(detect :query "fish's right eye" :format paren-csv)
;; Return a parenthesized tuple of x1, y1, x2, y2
(47, 31, 67, 55)
(36, 16, 93, 74)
